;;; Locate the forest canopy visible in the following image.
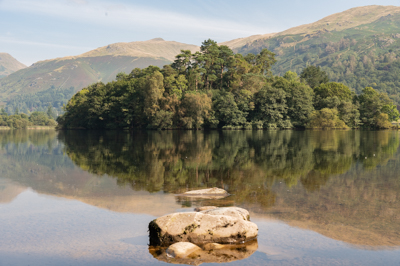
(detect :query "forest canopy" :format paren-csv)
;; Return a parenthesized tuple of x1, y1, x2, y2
(57, 39, 399, 130)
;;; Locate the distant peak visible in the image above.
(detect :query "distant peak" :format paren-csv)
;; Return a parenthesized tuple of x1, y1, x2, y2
(149, 38, 165, 42)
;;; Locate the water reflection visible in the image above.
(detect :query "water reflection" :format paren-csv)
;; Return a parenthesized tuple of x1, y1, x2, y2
(0, 130, 399, 248)
(149, 240, 258, 265)
(58, 130, 398, 194)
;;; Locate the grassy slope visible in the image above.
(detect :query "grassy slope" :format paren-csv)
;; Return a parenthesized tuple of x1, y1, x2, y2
(227, 5, 400, 104)
(0, 53, 26, 79)
(0, 39, 199, 104)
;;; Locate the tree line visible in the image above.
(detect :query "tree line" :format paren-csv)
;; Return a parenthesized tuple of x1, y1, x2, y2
(57, 39, 399, 130)
(0, 106, 57, 129)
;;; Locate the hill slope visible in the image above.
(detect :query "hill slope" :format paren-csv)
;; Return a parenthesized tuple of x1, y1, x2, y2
(0, 53, 26, 79)
(0, 39, 199, 113)
(223, 5, 400, 105)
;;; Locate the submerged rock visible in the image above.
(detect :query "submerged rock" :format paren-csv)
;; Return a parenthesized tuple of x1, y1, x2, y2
(149, 239, 258, 265)
(149, 207, 258, 246)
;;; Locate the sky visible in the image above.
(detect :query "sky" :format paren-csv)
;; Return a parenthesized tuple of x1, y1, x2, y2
(1, 0, 400, 66)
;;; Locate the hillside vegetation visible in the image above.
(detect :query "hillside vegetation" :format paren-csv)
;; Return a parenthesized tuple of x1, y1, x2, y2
(0, 39, 199, 114)
(0, 53, 26, 79)
(57, 40, 398, 130)
(224, 5, 400, 105)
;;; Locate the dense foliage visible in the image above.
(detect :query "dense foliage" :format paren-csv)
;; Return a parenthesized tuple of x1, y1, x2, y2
(4, 86, 75, 115)
(58, 40, 399, 130)
(0, 107, 57, 129)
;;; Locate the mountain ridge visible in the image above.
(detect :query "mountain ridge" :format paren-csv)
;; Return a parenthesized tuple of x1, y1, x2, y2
(222, 5, 400, 50)
(0, 39, 199, 113)
(0, 53, 26, 79)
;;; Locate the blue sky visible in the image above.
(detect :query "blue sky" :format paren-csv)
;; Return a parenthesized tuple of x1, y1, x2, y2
(1, 0, 399, 66)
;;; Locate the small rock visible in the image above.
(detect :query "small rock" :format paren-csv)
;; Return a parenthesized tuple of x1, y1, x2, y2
(194, 206, 217, 212)
(183, 187, 228, 196)
(166, 242, 202, 258)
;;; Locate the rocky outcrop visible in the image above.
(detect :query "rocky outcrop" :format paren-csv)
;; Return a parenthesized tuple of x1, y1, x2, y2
(149, 239, 258, 265)
(148, 207, 258, 246)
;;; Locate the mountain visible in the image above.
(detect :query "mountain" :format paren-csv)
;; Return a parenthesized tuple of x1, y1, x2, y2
(222, 5, 400, 105)
(0, 53, 26, 79)
(4, 5, 400, 113)
(0, 38, 199, 113)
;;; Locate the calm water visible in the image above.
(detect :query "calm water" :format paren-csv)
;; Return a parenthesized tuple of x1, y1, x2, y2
(0, 130, 400, 266)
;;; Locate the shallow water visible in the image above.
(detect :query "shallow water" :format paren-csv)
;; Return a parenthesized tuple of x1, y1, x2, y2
(0, 130, 400, 265)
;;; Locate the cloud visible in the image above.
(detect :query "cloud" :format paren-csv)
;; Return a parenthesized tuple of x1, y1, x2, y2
(68, 0, 87, 4)
(0, 0, 273, 38)
(0, 36, 92, 51)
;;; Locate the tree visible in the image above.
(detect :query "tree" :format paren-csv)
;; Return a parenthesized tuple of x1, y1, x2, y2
(314, 82, 353, 110)
(212, 91, 246, 128)
(252, 85, 290, 128)
(47, 105, 57, 119)
(358, 87, 399, 128)
(274, 74, 314, 127)
(307, 108, 347, 129)
(179, 92, 213, 129)
(300, 66, 329, 89)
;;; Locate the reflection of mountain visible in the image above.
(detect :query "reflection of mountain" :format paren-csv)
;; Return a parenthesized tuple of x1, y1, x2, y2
(0, 179, 26, 203)
(0, 130, 400, 248)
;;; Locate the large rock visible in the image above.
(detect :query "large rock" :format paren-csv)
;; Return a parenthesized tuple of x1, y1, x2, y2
(149, 239, 258, 265)
(149, 207, 258, 246)
(199, 206, 250, 221)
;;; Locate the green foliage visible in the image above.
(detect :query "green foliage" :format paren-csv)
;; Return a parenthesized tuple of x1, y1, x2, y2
(307, 108, 348, 129)
(235, 13, 400, 107)
(57, 40, 397, 130)
(0, 110, 56, 129)
(300, 66, 329, 89)
(358, 87, 399, 128)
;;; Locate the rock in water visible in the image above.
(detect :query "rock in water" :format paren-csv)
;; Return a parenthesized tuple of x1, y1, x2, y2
(194, 206, 217, 212)
(149, 207, 258, 246)
(183, 187, 228, 196)
(166, 242, 202, 258)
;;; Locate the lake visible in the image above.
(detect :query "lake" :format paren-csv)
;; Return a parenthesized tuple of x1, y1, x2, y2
(0, 129, 400, 266)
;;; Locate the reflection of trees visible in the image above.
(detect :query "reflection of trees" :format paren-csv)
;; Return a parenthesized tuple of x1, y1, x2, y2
(0, 130, 72, 170)
(59, 130, 400, 212)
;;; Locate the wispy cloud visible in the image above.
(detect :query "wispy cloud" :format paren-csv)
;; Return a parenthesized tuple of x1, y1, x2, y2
(0, 0, 272, 38)
(0, 36, 93, 51)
